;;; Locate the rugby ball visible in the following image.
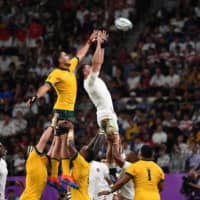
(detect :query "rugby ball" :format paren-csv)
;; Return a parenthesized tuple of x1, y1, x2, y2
(114, 17, 133, 31)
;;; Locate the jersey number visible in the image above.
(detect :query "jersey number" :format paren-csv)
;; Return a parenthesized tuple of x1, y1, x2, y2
(147, 168, 151, 181)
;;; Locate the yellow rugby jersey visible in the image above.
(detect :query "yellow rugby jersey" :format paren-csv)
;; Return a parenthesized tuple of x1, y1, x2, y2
(45, 57, 79, 111)
(19, 148, 48, 200)
(126, 160, 164, 200)
(70, 153, 90, 200)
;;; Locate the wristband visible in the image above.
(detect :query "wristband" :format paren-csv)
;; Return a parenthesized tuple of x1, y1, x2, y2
(68, 129, 74, 140)
(30, 95, 38, 104)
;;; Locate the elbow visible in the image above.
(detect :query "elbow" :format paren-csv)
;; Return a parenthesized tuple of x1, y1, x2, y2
(158, 182, 164, 192)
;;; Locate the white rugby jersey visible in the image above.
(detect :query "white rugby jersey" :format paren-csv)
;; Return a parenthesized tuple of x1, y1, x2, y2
(89, 161, 113, 200)
(0, 158, 8, 200)
(84, 72, 115, 120)
(120, 161, 135, 200)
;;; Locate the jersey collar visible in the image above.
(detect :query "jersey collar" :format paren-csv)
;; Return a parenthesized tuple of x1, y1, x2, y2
(57, 66, 70, 71)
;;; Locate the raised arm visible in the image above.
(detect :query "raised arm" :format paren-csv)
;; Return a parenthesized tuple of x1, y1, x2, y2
(26, 83, 51, 107)
(76, 30, 98, 62)
(91, 31, 108, 73)
(112, 141, 124, 168)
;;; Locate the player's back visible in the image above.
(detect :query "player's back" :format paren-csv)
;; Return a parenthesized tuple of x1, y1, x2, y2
(70, 153, 90, 200)
(89, 161, 113, 200)
(20, 148, 48, 200)
(126, 160, 164, 200)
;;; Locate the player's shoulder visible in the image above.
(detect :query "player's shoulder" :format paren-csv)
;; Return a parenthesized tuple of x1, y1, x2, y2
(70, 56, 79, 62)
(148, 161, 164, 171)
(0, 158, 7, 166)
(47, 67, 59, 75)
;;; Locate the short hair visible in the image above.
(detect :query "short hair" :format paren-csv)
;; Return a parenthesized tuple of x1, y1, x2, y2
(85, 149, 95, 162)
(54, 51, 61, 67)
(140, 145, 153, 158)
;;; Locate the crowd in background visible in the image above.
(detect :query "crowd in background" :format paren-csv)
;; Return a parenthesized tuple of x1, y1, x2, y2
(0, 0, 200, 175)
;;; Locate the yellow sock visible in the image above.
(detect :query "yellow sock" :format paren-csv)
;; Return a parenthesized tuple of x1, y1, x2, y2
(62, 159, 70, 176)
(51, 158, 60, 178)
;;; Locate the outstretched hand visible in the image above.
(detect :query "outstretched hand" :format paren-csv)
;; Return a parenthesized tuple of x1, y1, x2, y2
(88, 30, 98, 43)
(99, 30, 109, 42)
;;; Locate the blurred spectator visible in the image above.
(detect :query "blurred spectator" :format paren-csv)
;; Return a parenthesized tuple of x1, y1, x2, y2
(170, 144, 186, 172)
(186, 142, 200, 170)
(0, 55, 11, 73)
(126, 69, 140, 95)
(13, 151, 25, 175)
(150, 67, 166, 88)
(156, 144, 170, 173)
(0, 113, 16, 137)
(13, 111, 27, 133)
(165, 67, 180, 88)
(152, 125, 167, 145)
(12, 98, 29, 117)
(178, 113, 194, 132)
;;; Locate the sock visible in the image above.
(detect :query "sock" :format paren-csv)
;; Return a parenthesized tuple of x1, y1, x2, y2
(62, 158, 70, 176)
(51, 158, 60, 178)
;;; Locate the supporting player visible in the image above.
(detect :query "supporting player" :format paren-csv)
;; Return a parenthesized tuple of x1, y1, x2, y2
(98, 145, 165, 200)
(19, 119, 60, 200)
(61, 122, 105, 200)
(82, 30, 120, 172)
(26, 31, 98, 188)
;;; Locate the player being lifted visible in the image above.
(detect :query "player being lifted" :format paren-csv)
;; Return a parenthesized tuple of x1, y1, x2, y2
(27, 31, 97, 189)
(82, 30, 120, 169)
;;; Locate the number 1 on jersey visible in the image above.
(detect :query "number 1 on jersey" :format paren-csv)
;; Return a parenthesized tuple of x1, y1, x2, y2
(147, 168, 151, 181)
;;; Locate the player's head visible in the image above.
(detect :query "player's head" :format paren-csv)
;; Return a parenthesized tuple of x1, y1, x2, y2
(126, 151, 138, 163)
(55, 51, 71, 68)
(80, 145, 95, 162)
(0, 142, 5, 157)
(80, 134, 104, 162)
(138, 145, 153, 160)
(82, 64, 92, 78)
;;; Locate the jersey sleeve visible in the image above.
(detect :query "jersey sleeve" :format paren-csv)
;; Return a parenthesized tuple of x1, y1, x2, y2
(86, 71, 99, 86)
(159, 167, 165, 181)
(45, 70, 59, 87)
(69, 57, 79, 71)
(125, 163, 136, 178)
(73, 153, 88, 168)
